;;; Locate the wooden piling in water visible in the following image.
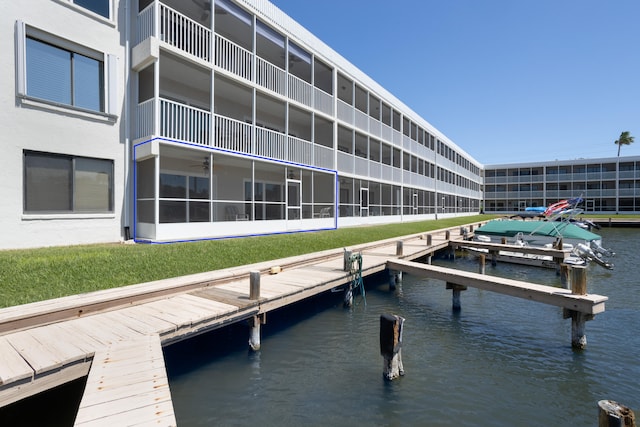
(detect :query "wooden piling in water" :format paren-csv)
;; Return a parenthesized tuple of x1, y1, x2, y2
(598, 400, 636, 427)
(478, 254, 486, 274)
(446, 282, 467, 311)
(388, 270, 402, 290)
(490, 250, 498, 267)
(569, 266, 589, 349)
(248, 315, 261, 351)
(560, 264, 570, 289)
(380, 314, 405, 380)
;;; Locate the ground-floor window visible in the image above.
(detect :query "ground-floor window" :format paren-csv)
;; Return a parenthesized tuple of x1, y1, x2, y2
(24, 150, 113, 213)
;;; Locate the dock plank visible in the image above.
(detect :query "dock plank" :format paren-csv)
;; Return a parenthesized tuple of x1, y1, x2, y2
(190, 286, 251, 307)
(0, 337, 33, 386)
(387, 259, 608, 314)
(75, 334, 175, 426)
(4, 330, 66, 375)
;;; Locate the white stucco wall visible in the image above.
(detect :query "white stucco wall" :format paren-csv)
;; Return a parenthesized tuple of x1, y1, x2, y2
(0, 1, 127, 249)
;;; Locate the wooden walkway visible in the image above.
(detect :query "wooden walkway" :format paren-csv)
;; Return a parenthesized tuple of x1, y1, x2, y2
(0, 222, 609, 425)
(0, 226, 458, 425)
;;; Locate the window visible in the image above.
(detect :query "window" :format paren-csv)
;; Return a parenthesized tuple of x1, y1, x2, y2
(73, 0, 110, 19)
(26, 37, 103, 111)
(16, 22, 117, 116)
(24, 151, 113, 213)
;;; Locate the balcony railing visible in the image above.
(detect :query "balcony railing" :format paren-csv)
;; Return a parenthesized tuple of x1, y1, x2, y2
(160, 99, 211, 144)
(256, 56, 286, 96)
(314, 87, 333, 116)
(160, 4, 211, 61)
(135, 98, 211, 144)
(213, 115, 252, 153)
(288, 74, 313, 108)
(136, 2, 211, 62)
(215, 35, 252, 81)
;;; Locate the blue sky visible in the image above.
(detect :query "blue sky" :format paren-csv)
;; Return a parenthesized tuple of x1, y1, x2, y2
(269, 0, 640, 165)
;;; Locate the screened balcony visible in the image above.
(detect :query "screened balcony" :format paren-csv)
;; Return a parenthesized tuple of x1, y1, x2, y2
(137, 1, 212, 62)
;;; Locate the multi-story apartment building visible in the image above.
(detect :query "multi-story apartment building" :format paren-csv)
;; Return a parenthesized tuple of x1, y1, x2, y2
(484, 156, 640, 213)
(2, 0, 483, 249)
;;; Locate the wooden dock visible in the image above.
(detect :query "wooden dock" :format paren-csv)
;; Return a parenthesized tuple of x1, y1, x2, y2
(0, 223, 608, 425)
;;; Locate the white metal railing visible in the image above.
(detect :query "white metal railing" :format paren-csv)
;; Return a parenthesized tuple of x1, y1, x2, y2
(392, 129, 403, 145)
(314, 87, 333, 116)
(380, 123, 392, 143)
(355, 156, 368, 176)
(337, 151, 354, 174)
(255, 127, 286, 160)
(287, 135, 313, 165)
(288, 74, 313, 107)
(213, 115, 252, 154)
(313, 144, 334, 169)
(215, 35, 252, 81)
(336, 99, 353, 125)
(160, 99, 211, 145)
(369, 162, 381, 179)
(354, 109, 368, 132)
(136, 3, 155, 44)
(381, 164, 393, 181)
(136, 98, 155, 139)
(256, 56, 286, 96)
(159, 3, 211, 61)
(369, 118, 381, 138)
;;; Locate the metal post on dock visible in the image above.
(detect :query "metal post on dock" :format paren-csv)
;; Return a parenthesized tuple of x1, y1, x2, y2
(250, 271, 260, 300)
(598, 400, 636, 427)
(380, 314, 405, 381)
(446, 282, 467, 311)
(425, 234, 433, 265)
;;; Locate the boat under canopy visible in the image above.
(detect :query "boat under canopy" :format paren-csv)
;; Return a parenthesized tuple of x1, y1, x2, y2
(475, 220, 602, 244)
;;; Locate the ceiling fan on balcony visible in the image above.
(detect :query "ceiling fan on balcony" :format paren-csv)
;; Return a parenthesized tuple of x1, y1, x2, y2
(190, 156, 210, 174)
(191, 0, 211, 21)
(281, 53, 302, 69)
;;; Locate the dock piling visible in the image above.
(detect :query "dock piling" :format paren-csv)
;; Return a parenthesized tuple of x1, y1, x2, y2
(490, 250, 498, 267)
(560, 264, 570, 289)
(388, 270, 402, 290)
(569, 266, 589, 349)
(396, 241, 404, 256)
(446, 282, 467, 311)
(478, 254, 486, 274)
(380, 314, 405, 380)
(248, 315, 261, 351)
(598, 400, 636, 427)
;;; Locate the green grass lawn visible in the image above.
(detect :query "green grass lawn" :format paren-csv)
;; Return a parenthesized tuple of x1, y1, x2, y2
(0, 216, 496, 308)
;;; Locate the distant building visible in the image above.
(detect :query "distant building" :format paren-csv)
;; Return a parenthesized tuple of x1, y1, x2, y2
(484, 156, 640, 213)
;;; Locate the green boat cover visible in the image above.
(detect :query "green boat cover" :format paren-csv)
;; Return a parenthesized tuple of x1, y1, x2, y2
(475, 220, 601, 241)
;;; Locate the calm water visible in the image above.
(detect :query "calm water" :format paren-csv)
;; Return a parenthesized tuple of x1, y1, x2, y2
(164, 228, 639, 426)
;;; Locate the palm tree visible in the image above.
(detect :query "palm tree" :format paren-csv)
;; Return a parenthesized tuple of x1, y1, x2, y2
(615, 131, 634, 157)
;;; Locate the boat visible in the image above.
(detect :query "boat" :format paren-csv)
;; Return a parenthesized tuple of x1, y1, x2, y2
(471, 202, 615, 269)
